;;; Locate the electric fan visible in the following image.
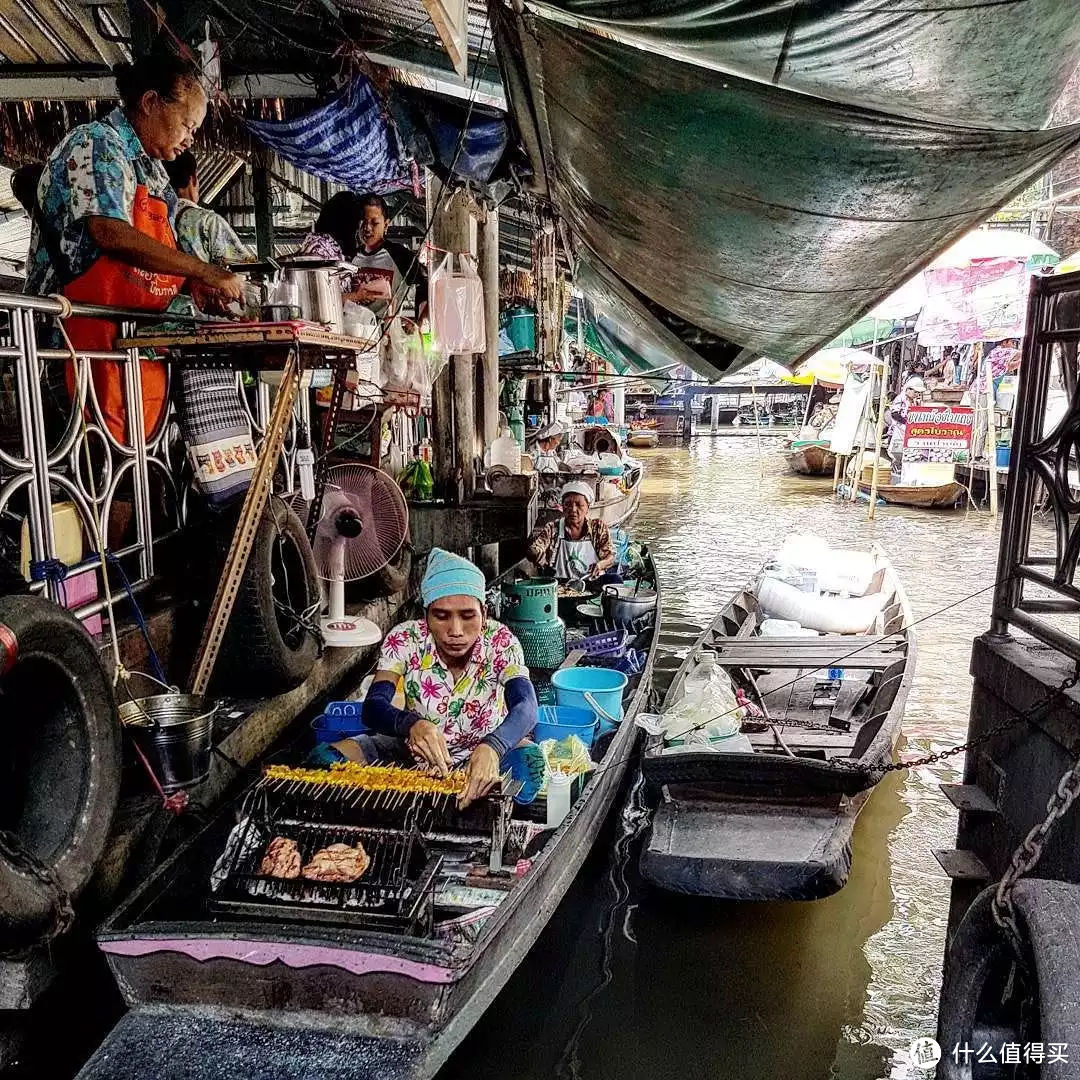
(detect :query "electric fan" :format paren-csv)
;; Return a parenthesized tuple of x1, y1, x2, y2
(308, 464, 410, 647)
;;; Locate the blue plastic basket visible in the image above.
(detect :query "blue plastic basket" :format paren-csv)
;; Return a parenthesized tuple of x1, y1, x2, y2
(534, 705, 598, 747)
(577, 628, 630, 658)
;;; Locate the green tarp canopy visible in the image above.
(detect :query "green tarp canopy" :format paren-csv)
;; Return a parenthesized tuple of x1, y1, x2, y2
(493, 1, 1080, 370)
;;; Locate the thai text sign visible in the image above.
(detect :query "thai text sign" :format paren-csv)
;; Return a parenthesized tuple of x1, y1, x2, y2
(903, 406, 974, 452)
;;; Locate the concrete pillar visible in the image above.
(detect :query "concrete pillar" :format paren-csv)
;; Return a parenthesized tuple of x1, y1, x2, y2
(682, 391, 693, 442)
(710, 392, 720, 433)
(613, 381, 625, 427)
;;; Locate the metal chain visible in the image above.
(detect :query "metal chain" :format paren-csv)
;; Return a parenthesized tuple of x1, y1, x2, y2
(993, 668, 1080, 955)
(0, 829, 75, 950)
(824, 670, 1080, 776)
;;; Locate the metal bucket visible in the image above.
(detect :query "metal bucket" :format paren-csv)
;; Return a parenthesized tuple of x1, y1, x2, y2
(119, 694, 217, 792)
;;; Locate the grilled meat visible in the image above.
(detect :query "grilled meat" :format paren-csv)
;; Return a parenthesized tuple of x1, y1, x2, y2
(301, 842, 370, 883)
(259, 836, 302, 879)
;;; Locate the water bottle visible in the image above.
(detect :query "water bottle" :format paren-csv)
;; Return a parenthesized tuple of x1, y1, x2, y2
(547, 770, 572, 828)
(828, 666, 844, 685)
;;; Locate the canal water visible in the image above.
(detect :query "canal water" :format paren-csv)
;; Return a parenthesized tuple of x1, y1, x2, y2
(443, 435, 1002, 1080)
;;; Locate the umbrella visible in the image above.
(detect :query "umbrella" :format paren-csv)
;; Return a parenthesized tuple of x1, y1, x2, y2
(931, 228, 1059, 270)
(781, 348, 878, 386)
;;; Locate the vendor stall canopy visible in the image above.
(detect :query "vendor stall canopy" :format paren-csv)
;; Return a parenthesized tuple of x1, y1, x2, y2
(494, 0, 1080, 372)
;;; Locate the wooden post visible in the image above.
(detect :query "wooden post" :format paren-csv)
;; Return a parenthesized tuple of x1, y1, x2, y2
(868, 357, 890, 520)
(984, 346, 999, 520)
(428, 182, 475, 500)
(710, 392, 720, 433)
(848, 377, 871, 503)
(477, 204, 500, 448)
(252, 150, 275, 261)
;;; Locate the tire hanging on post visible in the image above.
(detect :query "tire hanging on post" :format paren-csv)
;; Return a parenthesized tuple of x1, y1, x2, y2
(0, 595, 121, 949)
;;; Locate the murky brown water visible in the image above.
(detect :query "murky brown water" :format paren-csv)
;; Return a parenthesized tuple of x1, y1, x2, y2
(445, 436, 1003, 1080)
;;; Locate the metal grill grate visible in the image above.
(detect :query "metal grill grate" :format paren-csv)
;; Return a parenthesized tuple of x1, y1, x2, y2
(211, 816, 442, 933)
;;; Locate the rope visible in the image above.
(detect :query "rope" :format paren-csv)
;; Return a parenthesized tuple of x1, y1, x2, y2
(105, 553, 167, 685)
(28, 557, 68, 607)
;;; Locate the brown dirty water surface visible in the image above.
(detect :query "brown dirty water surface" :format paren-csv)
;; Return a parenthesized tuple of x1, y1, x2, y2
(443, 436, 1007, 1080)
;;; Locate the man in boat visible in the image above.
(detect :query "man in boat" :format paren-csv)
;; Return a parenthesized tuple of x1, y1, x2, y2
(316, 548, 541, 808)
(886, 375, 926, 468)
(527, 481, 616, 582)
(530, 419, 566, 472)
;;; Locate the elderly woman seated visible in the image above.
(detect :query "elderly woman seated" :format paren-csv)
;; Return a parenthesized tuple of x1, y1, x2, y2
(317, 549, 540, 808)
(527, 481, 616, 582)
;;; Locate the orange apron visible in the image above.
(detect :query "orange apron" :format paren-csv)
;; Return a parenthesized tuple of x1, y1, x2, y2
(62, 185, 185, 442)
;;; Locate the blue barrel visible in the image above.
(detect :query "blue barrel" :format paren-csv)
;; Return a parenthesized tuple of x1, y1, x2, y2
(534, 705, 598, 747)
(551, 667, 628, 732)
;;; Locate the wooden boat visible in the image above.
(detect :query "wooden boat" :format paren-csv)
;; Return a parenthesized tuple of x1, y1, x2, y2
(858, 479, 964, 508)
(627, 426, 659, 449)
(784, 440, 836, 476)
(590, 459, 642, 528)
(78, 560, 662, 1080)
(640, 546, 913, 901)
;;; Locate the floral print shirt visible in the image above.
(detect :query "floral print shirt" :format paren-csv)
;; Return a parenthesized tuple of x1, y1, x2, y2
(377, 618, 530, 762)
(25, 107, 176, 296)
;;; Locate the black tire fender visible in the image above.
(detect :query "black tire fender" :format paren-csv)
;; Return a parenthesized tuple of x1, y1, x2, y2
(213, 496, 321, 695)
(0, 595, 121, 948)
(938, 879, 1080, 1079)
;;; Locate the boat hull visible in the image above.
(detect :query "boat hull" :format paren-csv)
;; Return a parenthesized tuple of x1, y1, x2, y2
(858, 480, 964, 508)
(627, 431, 659, 449)
(784, 444, 836, 476)
(641, 797, 859, 901)
(639, 548, 914, 900)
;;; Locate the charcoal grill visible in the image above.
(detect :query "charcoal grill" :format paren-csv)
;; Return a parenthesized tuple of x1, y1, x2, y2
(211, 808, 442, 934)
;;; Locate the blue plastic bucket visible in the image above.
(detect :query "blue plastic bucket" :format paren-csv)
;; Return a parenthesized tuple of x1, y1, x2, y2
(311, 708, 367, 742)
(996, 444, 1011, 468)
(534, 705, 598, 747)
(551, 667, 628, 732)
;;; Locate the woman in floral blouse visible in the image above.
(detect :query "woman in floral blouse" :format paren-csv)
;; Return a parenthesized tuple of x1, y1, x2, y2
(326, 548, 539, 808)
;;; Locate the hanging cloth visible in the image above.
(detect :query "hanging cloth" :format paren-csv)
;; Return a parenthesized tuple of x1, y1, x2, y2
(62, 184, 183, 442)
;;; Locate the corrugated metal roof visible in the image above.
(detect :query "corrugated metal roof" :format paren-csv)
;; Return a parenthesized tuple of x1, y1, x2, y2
(0, 0, 129, 67)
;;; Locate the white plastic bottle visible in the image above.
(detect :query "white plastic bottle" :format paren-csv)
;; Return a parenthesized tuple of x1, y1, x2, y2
(547, 770, 572, 828)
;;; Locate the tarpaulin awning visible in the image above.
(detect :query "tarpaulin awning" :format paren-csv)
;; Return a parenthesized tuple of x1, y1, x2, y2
(494, 4, 1080, 368)
(575, 248, 728, 380)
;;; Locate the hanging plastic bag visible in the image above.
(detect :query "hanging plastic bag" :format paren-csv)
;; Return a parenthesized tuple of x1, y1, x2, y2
(430, 252, 485, 354)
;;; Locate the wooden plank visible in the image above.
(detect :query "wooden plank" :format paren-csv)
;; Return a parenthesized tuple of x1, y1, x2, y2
(830, 675, 872, 724)
(709, 634, 904, 648)
(713, 651, 898, 669)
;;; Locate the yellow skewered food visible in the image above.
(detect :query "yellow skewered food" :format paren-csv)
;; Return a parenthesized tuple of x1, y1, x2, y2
(263, 762, 468, 796)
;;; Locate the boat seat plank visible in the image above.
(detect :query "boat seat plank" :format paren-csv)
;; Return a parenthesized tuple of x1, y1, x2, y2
(708, 635, 904, 648)
(747, 727, 857, 752)
(713, 651, 897, 669)
(831, 676, 872, 723)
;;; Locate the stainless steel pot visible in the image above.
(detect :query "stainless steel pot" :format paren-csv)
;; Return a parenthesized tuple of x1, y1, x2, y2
(602, 583, 657, 624)
(283, 265, 345, 332)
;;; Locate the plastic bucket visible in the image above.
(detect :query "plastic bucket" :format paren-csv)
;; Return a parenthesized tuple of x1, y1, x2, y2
(996, 445, 1011, 468)
(551, 667, 628, 732)
(312, 712, 368, 742)
(534, 705, 598, 747)
(119, 694, 216, 792)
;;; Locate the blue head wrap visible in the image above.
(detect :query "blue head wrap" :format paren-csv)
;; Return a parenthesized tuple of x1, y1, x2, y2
(421, 548, 486, 608)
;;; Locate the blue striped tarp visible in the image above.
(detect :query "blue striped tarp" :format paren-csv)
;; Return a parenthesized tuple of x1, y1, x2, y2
(246, 77, 408, 192)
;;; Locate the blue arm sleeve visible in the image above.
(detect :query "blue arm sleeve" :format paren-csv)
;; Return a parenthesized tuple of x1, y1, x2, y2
(362, 680, 420, 739)
(482, 677, 538, 759)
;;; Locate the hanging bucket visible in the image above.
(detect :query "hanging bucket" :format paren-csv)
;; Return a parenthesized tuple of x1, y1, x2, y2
(551, 667, 628, 732)
(119, 694, 216, 792)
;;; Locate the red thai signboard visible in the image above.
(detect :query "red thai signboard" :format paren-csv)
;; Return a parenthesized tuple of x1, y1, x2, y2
(903, 406, 974, 453)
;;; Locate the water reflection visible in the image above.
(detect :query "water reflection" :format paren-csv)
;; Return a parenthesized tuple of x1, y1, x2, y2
(445, 437, 1006, 1080)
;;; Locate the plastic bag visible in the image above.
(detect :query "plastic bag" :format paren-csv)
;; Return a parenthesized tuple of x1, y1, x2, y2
(537, 734, 594, 795)
(430, 252, 486, 354)
(657, 659, 745, 746)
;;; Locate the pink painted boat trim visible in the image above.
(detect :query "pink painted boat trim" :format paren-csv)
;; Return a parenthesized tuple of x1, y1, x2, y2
(100, 937, 458, 983)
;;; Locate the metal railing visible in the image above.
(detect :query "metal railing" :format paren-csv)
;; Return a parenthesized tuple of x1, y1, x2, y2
(0, 290, 308, 622)
(993, 268, 1080, 661)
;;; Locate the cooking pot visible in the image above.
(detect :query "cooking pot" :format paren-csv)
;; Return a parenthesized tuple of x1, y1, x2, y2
(283, 264, 346, 332)
(602, 583, 657, 625)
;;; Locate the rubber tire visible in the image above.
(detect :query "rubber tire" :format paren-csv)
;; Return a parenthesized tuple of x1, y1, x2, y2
(212, 496, 321, 696)
(938, 879, 1080, 1079)
(0, 595, 121, 948)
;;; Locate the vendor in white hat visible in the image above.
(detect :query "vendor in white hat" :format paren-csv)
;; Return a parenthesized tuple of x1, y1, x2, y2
(530, 419, 566, 473)
(887, 375, 927, 465)
(526, 480, 615, 581)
